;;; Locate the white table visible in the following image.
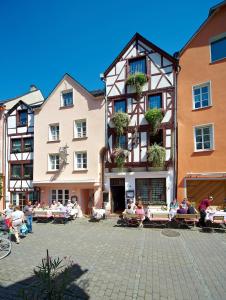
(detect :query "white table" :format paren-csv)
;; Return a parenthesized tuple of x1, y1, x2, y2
(206, 210, 226, 221)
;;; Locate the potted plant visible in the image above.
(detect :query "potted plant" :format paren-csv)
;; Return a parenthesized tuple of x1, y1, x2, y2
(147, 143, 166, 168)
(111, 148, 128, 170)
(126, 72, 148, 100)
(145, 108, 163, 135)
(111, 112, 130, 136)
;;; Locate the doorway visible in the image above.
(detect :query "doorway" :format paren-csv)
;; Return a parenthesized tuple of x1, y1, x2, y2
(110, 178, 125, 212)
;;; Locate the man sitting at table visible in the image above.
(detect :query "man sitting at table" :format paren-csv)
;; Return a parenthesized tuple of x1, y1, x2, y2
(187, 202, 196, 214)
(177, 204, 187, 214)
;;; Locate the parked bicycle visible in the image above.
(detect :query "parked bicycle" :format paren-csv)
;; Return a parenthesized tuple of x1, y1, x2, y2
(0, 216, 11, 259)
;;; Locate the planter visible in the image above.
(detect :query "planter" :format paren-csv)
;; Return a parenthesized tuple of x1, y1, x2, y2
(126, 72, 148, 100)
(111, 112, 130, 136)
(147, 143, 166, 168)
(145, 108, 163, 135)
(111, 148, 129, 170)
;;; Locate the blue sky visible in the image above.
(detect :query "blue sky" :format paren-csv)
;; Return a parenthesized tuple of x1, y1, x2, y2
(0, 0, 219, 100)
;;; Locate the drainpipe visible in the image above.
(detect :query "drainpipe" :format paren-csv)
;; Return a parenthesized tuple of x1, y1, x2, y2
(173, 60, 181, 201)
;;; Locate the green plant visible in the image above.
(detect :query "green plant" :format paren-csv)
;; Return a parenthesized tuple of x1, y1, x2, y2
(147, 143, 166, 167)
(112, 112, 130, 136)
(145, 108, 163, 135)
(126, 72, 148, 99)
(20, 250, 74, 299)
(112, 148, 128, 170)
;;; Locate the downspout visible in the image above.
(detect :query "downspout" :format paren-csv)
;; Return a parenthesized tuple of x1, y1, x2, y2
(3, 110, 7, 209)
(173, 59, 181, 201)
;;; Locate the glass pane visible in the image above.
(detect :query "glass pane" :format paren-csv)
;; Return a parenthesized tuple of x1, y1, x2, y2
(203, 134, 210, 142)
(149, 94, 162, 109)
(211, 37, 226, 62)
(196, 142, 202, 150)
(204, 142, 211, 149)
(129, 58, 146, 74)
(118, 135, 126, 149)
(11, 165, 21, 178)
(195, 102, 201, 109)
(201, 92, 208, 100)
(203, 127, 210, 135)
(202, 100, 209, 107)
(19, 111, 27, 125)
(196, 136, 202, 143)
(195, 128, 202, 136)
(24, 138, 33, 151)
(194, 88, 200, 96)
(201, 86, 208, 94)
(65, 190, 69, 200)
(63, 92, 73, 106)
(195, 95, 200, 103)
(23, 164, 33, 178)
(12, 139, 21, 152)
(114, 100, 126, 113)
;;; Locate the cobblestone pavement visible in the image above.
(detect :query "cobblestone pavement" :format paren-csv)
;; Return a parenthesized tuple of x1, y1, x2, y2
(1, 219, 226, 299)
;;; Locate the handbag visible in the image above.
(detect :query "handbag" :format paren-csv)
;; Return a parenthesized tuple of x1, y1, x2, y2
(20, 223, 28, 235)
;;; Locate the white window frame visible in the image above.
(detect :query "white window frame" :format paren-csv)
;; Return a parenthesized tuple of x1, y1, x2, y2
(74, 151, 87, 170)
(193, 123, 214, 152)
(74, 119, 87, 138)
(48, 154, 60, 171)
(50, 189, 69, 205)
(61, 89, 73, 107)
(209, 32, 226, 63)
(192, 81, 212, 110)
(49, 124, 60, 141)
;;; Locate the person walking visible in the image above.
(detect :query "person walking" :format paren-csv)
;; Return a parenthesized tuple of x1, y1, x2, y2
(23, 201, 34, 233)
(11, 206, 24, 244)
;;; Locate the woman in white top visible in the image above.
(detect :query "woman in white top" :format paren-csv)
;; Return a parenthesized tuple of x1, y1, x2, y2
(11, 206, 24, 244)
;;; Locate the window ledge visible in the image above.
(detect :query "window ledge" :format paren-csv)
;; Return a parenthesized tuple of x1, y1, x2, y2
(73, 137, 88, 141)
(194, 149, 214, 153)
(17, 124, 28, 127)
(59, 104, 74, 110)
(192, 105, 212, 111)
(73, 169, 88, 173)
(47, 140, 61, 143)
(46, 170, 59, 174)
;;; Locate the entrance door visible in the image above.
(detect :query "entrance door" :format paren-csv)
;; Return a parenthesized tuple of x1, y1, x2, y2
(110, 178, 125, 212)
(18, 192, 27, 210)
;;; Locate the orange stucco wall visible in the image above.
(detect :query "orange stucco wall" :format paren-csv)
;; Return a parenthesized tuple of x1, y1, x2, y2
(177, 6, 226, 200)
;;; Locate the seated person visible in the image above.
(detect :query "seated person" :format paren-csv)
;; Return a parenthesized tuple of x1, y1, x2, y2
(170, 198, 179, 210)
(181, 198, 188, 209)
(123, 204, 135, 215)
(187, 202, 196, 214)
(66, 199, 74, 210)
(177, 204, 187, 214)
(127, 199, 136, 211)
(145, 203, 152, 220)
(135, 202, 145, 227)
(50, 200, 58, 210)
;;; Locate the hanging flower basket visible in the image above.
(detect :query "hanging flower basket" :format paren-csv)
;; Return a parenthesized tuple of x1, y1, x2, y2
(111, 148, 129, 170)
(147, 143, 166, 167)
(126, 72, 148, 100)
(145, 108, 163, 135)
(111, 112, 130, 136)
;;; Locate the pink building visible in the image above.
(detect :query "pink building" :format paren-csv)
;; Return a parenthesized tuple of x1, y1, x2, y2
(33, 74, 105, 214)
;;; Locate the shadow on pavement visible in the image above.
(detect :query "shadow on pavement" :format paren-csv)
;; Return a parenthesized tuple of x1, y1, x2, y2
(0, 263, 89, 299)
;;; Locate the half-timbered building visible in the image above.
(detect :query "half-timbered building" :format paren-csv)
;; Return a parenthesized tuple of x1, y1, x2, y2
(3, 87, 44, 209)
(103, 33, 178, 211)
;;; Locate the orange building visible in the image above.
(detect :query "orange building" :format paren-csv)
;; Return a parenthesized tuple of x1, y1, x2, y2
(177, 1, 226, 206)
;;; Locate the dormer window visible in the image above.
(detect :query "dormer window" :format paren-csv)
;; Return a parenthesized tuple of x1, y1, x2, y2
(129, 57, 146, 75)
(61, 90, 73, 107)
(18, 110, 28, 126)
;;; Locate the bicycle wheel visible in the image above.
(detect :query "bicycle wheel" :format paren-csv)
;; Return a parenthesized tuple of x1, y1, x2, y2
(0, 237, 11, 259)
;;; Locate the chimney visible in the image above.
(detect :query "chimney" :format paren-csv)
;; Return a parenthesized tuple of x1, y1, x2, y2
(30, 84, 38, 92)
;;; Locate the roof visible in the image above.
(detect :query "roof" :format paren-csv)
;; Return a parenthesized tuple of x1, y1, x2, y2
(104, 32, 177, 77)
(1, 89, 40, 104)
(179, 0, 226, 55)
(90, 89, 105, 97)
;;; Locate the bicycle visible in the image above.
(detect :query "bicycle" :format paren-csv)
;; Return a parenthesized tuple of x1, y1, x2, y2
(0, 216, 12, 259)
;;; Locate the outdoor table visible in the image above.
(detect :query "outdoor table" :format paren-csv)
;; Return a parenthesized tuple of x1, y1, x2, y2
(206, 210, 226, 222)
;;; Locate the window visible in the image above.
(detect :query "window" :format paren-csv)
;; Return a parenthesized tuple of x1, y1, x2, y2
(150, 130, 163, 146)
(194, 125, 213, 151)
(114, 99, 126, 113)
(11, 139, 21, 153)
(24, 138, 33, 152)
(51, 189, 69, 204)
(18, 110, 28, 126)
(117, 135, 126, 149)
(49, 154, 60, 170)
(11, 164, 22, 179)
(135, 178, 166, 205)
(148, 94, 162, 109)
(61, 91, 73, 107)
(49, 124, 59, 141)
(23, 164, 33, 179)
(74, 120, 86, 138)
(75, 152, 87, 169)
(129, 57, 146, 74)
(193, 82, 211, 109)
(211, 36, 226, 62)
